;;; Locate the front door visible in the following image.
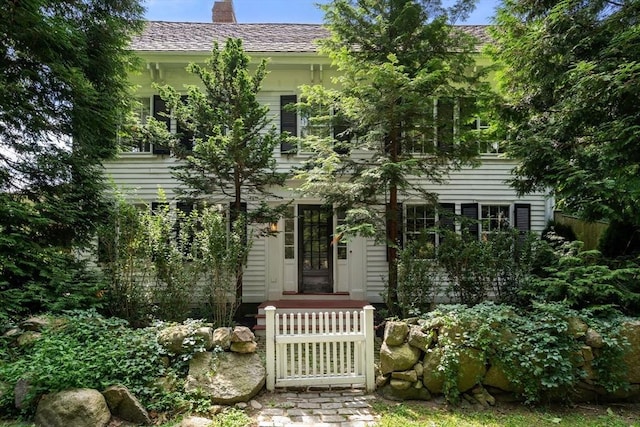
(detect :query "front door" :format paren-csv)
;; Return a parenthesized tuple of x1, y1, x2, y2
(298, 205, 333, 293)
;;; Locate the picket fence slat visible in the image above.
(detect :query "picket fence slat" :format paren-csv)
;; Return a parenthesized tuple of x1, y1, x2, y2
(265, 305, 375, 392)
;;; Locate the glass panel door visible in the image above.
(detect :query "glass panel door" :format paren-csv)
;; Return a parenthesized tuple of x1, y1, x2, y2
(298, 205, 333, 293)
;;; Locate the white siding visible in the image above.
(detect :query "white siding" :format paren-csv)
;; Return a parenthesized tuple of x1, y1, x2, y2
(105, 56, 552, 305)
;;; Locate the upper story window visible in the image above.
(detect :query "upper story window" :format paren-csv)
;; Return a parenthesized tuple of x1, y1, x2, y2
(280, 95, 298, 154)
(405, 98, 461, 154)
(129, 95, 193, 155)
(131, 97, 151, 153)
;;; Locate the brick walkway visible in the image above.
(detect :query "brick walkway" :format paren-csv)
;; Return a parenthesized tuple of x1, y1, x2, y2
(252, 389, 379, 427)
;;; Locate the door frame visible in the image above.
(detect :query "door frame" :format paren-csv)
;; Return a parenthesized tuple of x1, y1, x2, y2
(297, 204, 334, 293)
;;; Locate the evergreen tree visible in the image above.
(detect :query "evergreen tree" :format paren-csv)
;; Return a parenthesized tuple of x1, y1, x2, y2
(155, 38, 289, 300)
(0, 0, 144, 319)
(489, 0, 640, 235)
(296, 0, 489, 313)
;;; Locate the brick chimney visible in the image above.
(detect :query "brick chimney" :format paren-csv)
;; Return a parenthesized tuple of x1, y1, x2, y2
(212, 0, 236, 23)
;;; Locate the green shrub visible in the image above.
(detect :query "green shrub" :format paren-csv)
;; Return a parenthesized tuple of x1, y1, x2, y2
(598, 220, 640, 258)
(522, 242, 640, 317)
(397, 237, 439, 317)
(0, 311, 167, 417)
(435, 229, 544, 306)
(98, 189, 250, 326)
(97, 190, 155, 326)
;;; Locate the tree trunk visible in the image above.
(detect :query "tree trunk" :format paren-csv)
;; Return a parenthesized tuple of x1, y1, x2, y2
(233, 170, 243, 303)
(386, 130, 400, 316)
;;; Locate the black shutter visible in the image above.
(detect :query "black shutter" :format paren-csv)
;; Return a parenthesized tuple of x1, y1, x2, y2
(280, 95, 297, 153)
(178, 95, 194, 151)
(436, 98, 455, 150)
(333, 109, 352, 155)
(151, 201, 169, 212)
(459, 97, 477, 132)
(514, 203, 531, 233)
(152, 95, 171, 154)
(438, 203, 456, 232)
(461, 203, 479, 239)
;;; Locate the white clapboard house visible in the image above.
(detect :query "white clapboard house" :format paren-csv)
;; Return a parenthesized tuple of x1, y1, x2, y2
(103, 1, 553, 328)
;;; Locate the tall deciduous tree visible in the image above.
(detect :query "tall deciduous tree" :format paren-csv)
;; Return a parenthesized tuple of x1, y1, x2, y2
(0, 0, 143, 319)
(489, 0, 640, 235)
(155, 38, 289, 300)
(296, 0, 489, 313)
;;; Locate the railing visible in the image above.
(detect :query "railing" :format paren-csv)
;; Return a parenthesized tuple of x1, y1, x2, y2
(265, 305, 375, 392)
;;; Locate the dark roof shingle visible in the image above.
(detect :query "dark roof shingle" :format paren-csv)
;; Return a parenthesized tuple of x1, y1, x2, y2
(132, 21, 490, 53)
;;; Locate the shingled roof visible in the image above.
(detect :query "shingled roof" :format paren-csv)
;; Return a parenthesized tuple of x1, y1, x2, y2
(132, 21, 491, 53)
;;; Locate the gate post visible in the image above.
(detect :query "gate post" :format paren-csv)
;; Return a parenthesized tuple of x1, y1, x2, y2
(363, 305, 376, 392)
(265, 306, 276, 391)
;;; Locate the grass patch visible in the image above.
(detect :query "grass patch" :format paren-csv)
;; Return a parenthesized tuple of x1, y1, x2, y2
(371, 400, 640, 427)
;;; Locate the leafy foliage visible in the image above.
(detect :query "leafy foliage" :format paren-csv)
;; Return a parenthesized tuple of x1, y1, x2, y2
(295, 0, 492, 314)
(598, 220, 640, 258)
(396, 229, 544, 313)
(97, 191, 249, 326)
(0, 0, 143, 325)
(489, 0, 640, 227)
(0, 311, 166, 417)
(425, 303, 630, 404)
(152, 38, 289, 225)
(149, 37, 289, 300)
(524, 242, 640, 317)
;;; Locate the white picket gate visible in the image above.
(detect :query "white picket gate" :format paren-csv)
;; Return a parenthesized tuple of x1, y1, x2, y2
(265, 305, 376, 392)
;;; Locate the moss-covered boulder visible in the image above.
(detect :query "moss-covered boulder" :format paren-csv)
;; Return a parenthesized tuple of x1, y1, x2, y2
(380, 342, 421, 375)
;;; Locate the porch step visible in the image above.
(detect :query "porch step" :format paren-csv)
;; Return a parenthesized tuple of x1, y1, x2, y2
(254, 299, 371, 335)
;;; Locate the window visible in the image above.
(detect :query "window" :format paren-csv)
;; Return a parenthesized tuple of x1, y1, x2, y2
(131, 97, 151, 152)
(152, 95, 171, 155)
(336, 209, 347, 260)
(481, 205, 510, 234)
(300, 101, 353, 154)
(405, 97, 461, 154)
(145, 95, 193, 155)
(284, 206, 295, 259)
(402, 203, 457, 255)
(405, 205, 436, 246)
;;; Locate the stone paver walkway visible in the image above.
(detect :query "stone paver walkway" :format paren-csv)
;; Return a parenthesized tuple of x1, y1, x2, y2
(251, 389, 379, 427)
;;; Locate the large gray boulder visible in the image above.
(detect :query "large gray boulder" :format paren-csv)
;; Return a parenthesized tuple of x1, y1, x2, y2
(21, 316, 50, 332)
(379, 342, 421, 375)
(378, 382, 431, 401)
(102, 384, 151, 425)
(34, 389, 110, 427)
(422, 348, 445, 394)
(384, 321, 409, 346)
(185, 351, 265, 404)
(456, 349, 486, 393)
(231, 326, 255, 343)
(212, 327, 232, 350)
(408, 325, 433, 352)
(483, 364, 518, 393)
(157, 324, 192, 354)
(195, 326, 215, 350)
(621, 320, 640, 383)
(178, 416, 215, 427)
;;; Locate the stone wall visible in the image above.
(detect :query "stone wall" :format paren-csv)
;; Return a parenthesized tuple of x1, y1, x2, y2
(377, 317, 640, 404)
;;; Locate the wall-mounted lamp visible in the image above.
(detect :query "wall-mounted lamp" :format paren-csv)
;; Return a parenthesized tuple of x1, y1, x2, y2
(270, 222, 278, 233)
